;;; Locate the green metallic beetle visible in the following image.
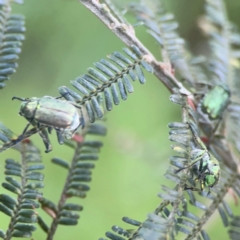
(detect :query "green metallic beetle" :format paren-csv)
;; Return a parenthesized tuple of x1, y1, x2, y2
(13, 96, 84, 153)
(201, 85, 231, 120)
(175, 122, 220, 194)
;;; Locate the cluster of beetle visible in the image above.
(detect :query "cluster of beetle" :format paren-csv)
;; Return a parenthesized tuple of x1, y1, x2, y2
(13, 83, 229, 193)
(175, 122, 220, 194)
(175, 84, 231, 193)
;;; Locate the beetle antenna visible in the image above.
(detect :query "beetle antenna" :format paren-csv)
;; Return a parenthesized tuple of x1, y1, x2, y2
(12, 96, 27, 101)
(174, 166, 189, 174)
(174, 160, 198, 174)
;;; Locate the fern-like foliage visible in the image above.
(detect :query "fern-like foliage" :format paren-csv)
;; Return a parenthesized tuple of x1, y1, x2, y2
(0, 122, 18, 147)
(0, 1, 25, 89)
(188, 0, 240, 168)
(101, 88, 240, 240)
(37, 121, 106, 238)
(59, 45, 153, 123)
(0, 122, 41, 153)
(0, 139, 43, 239)
(129, 0, 195, 87)
(97, 0, 240, 239)
(1, 0, 240, 239)
(229, 216, 240, 240)
(0, 45, 152, 153)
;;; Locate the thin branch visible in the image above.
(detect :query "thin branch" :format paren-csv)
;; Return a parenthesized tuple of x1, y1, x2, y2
(79, 0, 191, 95)
(46, 139, 84, 240)
(0, 127, 42, 153)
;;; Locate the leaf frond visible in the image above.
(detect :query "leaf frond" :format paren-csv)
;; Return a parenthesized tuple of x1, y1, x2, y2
(0, 1, 25, 89)
(37, 121, 106, 237)
(0, 139, 43, 239)
(100, 90, 197, 239)
(59, 45, 153, 123)
(101, 86, 240, 239)
(129, 0, 195, 87)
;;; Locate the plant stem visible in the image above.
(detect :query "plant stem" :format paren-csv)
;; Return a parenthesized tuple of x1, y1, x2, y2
(79, 0, 191, 95)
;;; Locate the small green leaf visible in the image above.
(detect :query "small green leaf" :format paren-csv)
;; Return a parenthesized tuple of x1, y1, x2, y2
(5, 177, 21, 189)
(39, 198, 57, 213)
(85, 100, 95, 123)
(58, 217, 78, 226)
(140, 60, 153, 73)
(66, 189, 86, 198)
(117, 79, 127, 100)
(83, 140, 103, 148)
(26, 182, 44, 189)
(122, 74, 134, 93)
(14, 223, 36, 232)
(88, 67, 108, 83)
(26, 172, 44, 181)
(0, 194, 17, 205)
(0, 230, 5, 238)
(135, 65, 145, 84)
(17, 215, 38, 223)
(37, 216, 49, 233)
(70, 175, 91, 182)
(63, 203, 83, 211)
(104, 88, 113, 111)
(0, 202, 13, 217)
(18, 209, 37, 218)
(60, 210, 80, 219)
(68, 182, 90, 191)
(75, 162, 95, 169)
(5, 169, 22, 177)
(2, 182, 21, 194)
(111, 83, 120, 105)
(91, 96, 104, 118)
(51, 158, 69, 169)
(77, 154, 98, 161)
(12, 230, 32, 238)
(26, 164, 44, 171)
(71, 80, 89, 95)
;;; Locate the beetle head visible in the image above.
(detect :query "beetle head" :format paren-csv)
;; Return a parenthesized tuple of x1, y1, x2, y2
(19, 101, 28, 116)
(19, 99, 39, 119)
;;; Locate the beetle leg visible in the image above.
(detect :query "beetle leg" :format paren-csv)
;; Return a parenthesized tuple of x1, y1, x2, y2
(174, 158, 200, 174)
(38, 128, 52, 153)
(56, 131, 64, 145)
(21, 122, 31, 136)
(73, 106, 85, 130)
(80, 115, 85, 129)
(187, 122, 207, 151)
(48, 127, 53, 134)
(15, 120, 37, 144)
(183, 184, 200, 191)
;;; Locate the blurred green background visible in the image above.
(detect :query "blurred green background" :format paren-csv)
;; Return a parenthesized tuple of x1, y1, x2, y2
(0, 0, 240, 239)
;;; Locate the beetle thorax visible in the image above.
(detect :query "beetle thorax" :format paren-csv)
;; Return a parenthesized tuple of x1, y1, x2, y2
(20, 100, 39, 119)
